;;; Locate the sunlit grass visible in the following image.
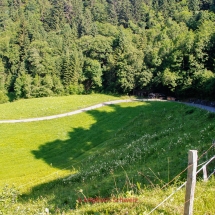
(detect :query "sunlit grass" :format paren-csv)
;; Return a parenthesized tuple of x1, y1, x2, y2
(0, 94, 126, 119)
(72, 178, 215, 215)
(0, 98, 215, 214)
(0, 101, 145, 191)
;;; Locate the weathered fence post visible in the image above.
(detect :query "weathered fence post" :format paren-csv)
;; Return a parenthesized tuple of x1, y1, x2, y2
(203, 165, 208, 182)
(184, 150, 198, 215)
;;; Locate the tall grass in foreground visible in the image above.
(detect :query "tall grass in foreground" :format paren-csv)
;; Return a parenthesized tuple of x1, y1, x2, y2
(0, 100, 215, 214)
(1, 178, 215, 214)
(74, 179, 215, 215)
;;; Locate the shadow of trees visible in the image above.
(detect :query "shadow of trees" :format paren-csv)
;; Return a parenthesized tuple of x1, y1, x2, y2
(19, 101, 208, 214)
(31, 103, 148, 170)
(20, 103, 159, 212)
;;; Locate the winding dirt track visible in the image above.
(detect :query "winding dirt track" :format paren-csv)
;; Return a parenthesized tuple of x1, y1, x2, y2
(0, 99, 214, 124)
(183, 102, 215, 113)
(0, 100, 131, 124)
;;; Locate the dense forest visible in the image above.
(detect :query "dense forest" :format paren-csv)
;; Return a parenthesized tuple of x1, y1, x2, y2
(0, 0, 215, 102)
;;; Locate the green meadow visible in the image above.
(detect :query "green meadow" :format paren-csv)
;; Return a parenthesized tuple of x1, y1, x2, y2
(0, 94, 124, 120)
(0, 95, 215, 214)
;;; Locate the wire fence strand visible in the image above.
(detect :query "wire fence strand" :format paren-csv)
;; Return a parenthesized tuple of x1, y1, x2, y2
(147, 145, 215, 214)
(147, 182, 187, 215)
(161, 143, 214, 190)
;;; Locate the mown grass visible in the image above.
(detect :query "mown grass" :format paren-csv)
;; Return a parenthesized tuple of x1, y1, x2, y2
(0, 94, 125, 119)
(0, 98, 215, 214)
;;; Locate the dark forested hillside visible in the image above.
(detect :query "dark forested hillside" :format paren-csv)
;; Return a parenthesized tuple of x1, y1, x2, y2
(0, 0, 215, 102)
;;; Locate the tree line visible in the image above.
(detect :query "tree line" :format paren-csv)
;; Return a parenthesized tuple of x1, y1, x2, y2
(0, 0, 215, 103)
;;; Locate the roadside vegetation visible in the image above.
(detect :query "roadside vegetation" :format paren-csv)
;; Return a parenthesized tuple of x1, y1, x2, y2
(0, 96, 215, 214)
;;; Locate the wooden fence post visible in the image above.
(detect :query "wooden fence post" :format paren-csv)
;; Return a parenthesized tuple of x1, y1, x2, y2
(184, 150, 198, 215)
(202, 165, 208, 182)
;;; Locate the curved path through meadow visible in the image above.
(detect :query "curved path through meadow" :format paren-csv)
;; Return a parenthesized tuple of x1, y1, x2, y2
(183, 102, 215, 113)
(0, 99, 132, 124)
(0, 99, 215, 124)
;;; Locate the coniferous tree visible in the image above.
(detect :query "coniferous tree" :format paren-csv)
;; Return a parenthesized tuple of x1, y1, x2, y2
(188, 0, 200, 11)
(0, 0, 214, 99)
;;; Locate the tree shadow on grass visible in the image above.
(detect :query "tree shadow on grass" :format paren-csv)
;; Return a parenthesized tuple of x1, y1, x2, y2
(20, 101, 187, 213)
(31, 103, 150, 170)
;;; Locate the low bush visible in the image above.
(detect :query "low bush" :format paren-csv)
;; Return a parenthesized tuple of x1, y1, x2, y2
(0, 90, 9, 104)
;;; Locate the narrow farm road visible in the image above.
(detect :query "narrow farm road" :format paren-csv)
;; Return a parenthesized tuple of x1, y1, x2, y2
(0, 100, 131, 123)
(0, 99, 214, 124)
(183, 102, 215, 113)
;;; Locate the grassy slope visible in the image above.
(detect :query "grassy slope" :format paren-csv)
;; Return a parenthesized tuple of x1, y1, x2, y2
(0, 94, 127, 188)
(0, 97, 215, 214)
(0, 94, 124, 119)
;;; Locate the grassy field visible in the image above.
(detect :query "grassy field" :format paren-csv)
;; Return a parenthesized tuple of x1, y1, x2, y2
(0, 96, 215, 214)
(0, 94, 125, 119)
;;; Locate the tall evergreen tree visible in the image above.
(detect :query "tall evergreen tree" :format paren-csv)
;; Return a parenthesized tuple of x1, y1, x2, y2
(188, 0, 200, 11)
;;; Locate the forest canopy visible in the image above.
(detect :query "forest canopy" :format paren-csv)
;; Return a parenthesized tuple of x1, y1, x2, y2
(0, 0, 215, 102)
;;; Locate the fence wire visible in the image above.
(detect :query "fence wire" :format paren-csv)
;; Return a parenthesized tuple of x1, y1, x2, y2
(147, 144, 215, 214)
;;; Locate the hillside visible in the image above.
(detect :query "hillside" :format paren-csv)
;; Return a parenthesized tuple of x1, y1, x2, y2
(0, 97, 215, 214)
(1, 0, 215, 102)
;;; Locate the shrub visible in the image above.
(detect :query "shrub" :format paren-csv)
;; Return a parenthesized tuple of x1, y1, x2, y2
(67, 84, 84, 95)
(0, 90, 9, 104)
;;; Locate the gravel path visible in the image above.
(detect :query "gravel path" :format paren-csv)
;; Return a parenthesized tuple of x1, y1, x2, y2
(0, 100, 131, 124)
(0, 99, 214, 124)
(182, 102, 215, 113)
